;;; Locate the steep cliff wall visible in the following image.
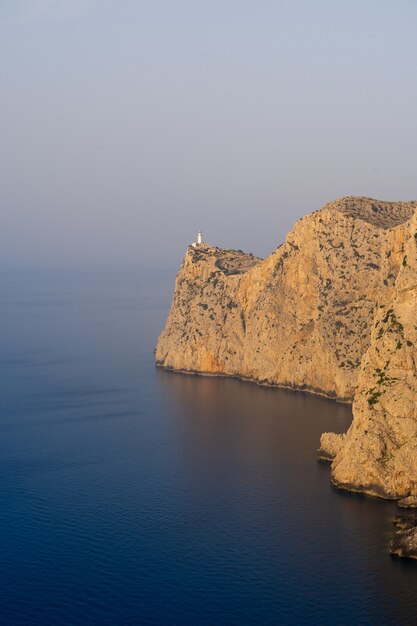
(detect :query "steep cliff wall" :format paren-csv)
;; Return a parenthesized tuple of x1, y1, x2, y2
(320, 209, 417, 499)
(156, 197, 416, 402)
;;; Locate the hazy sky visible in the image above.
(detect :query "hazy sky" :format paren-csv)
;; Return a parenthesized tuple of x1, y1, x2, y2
(2, 0, 417, 270)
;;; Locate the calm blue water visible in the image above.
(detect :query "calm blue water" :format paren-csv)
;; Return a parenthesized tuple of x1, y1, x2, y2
(1, 270, 417, 626)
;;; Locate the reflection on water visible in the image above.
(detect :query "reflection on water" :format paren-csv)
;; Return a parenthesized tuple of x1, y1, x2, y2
(157, 370, 417, 624)
(0, 270, 416, 626)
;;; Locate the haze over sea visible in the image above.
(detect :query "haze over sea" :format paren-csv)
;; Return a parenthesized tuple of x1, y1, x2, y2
(1, 268, 417, 625)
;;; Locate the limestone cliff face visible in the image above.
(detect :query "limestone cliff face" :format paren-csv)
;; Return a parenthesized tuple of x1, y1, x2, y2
(321, 208, 417, 499)
(157, 196, 417, 498)
(156, 197, 416, 402)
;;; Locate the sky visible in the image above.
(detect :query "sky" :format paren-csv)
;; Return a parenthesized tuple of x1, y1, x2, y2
(2, 0, 417, 270)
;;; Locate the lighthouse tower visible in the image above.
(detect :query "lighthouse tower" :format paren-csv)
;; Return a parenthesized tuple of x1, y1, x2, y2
(192, 231, 204, 248)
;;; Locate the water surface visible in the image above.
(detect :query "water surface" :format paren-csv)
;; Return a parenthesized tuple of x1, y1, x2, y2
(1, 270, 416, 625)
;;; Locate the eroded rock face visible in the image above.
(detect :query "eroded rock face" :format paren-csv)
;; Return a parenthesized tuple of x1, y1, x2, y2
(327, 209, 417, 499)
(318, 432, 346, 461)
(156, 196, 417, 500)
(390, 512, 417, 559)
(390, 527, 417, 560)
(156, 197, 415, 401)
(398, 496, 417, 509)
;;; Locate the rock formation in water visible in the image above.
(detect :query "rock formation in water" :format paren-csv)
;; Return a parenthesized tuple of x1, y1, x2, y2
(398, 496, 417, 508)
(156, 196, 417, 500)
(390, 512, 417, 559)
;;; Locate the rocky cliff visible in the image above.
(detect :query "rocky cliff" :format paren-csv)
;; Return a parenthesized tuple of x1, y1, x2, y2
(157, 197, 415, 399)
(320, 206, 417, 499)
(156, 196, 417, 500)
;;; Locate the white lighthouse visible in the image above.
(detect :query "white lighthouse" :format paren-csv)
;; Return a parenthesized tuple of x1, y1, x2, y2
(192, 230, 204, 248)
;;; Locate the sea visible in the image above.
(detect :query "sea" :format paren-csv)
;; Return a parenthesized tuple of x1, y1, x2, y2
(1, 269, 417, 625)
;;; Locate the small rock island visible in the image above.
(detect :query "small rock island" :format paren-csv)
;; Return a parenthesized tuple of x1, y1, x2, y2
(156, 196, 417, 558)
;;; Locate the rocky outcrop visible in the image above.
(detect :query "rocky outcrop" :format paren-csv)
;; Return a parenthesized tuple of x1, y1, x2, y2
(398, 496, 417, 508)
(156, 196, 417, 499)
(390, 528, 417, 559)
(317, 432, 346, 461)
(324, 208, 417, 499)
(157, 197, 416, 400)
(389, 510, 417, 559)
(390, 513, 417, 559)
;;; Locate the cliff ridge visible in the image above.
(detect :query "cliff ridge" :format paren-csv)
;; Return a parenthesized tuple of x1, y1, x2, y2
(156, 196, 417, 500)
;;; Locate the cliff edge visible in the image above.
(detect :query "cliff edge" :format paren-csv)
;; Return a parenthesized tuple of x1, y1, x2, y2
(156, 196, 417, 499)
(320, 206, 417, 499)
(156, 197, 415, 400)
